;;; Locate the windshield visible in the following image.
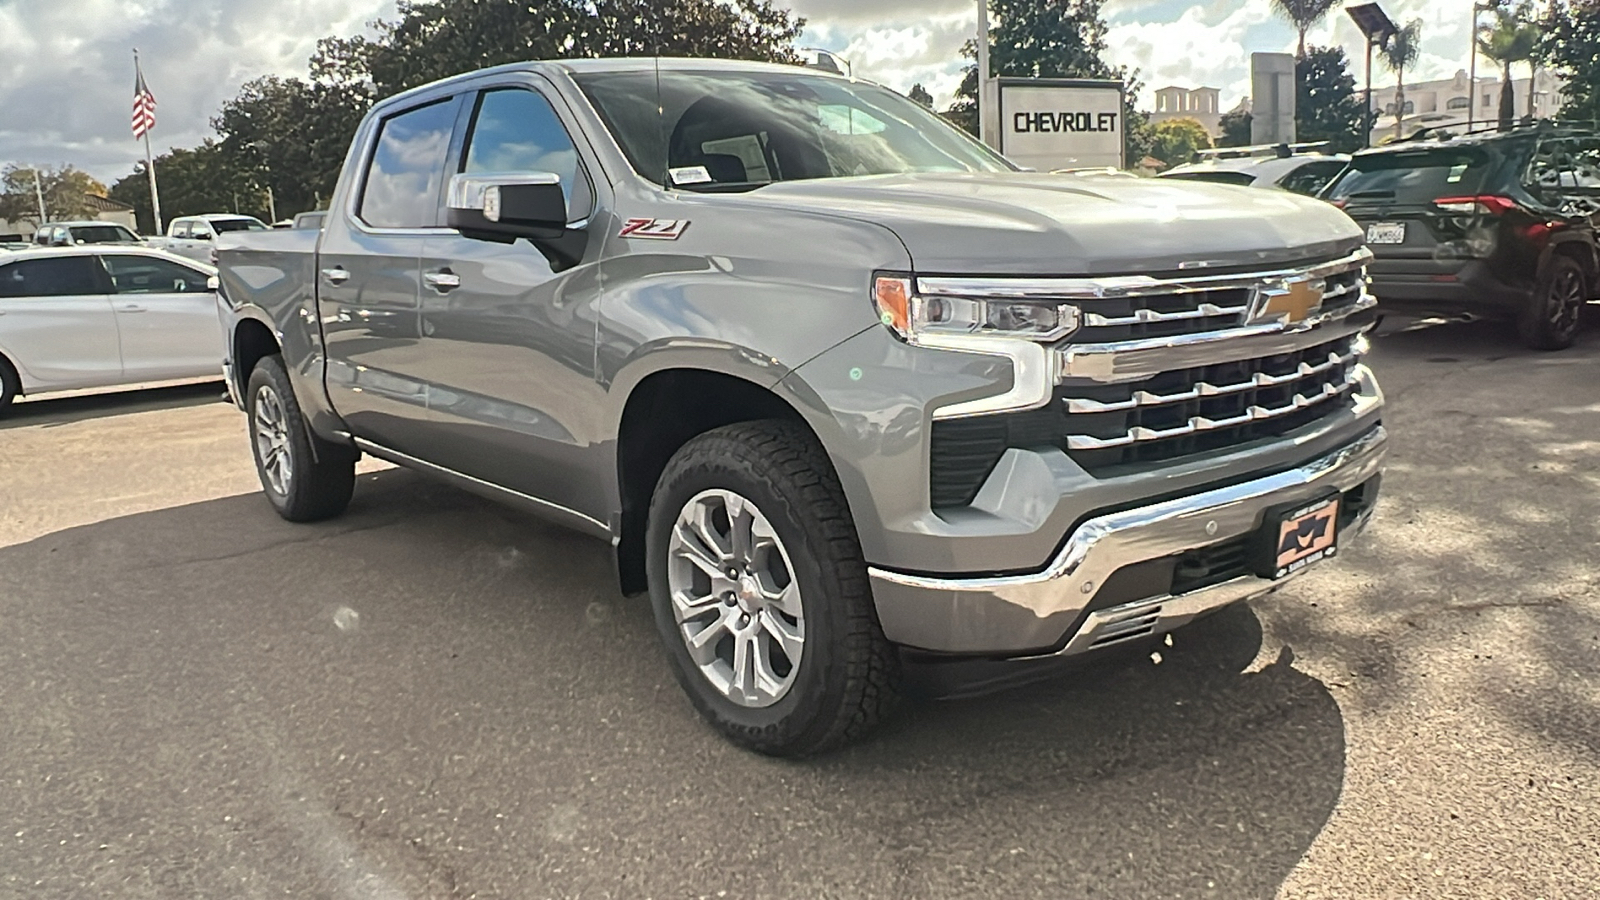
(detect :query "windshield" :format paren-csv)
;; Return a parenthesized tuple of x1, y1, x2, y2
(573, 70, 1012, 190)
(71, 225, 139, 243)
(211, 218, 268, 233)
(1325, 147, 1493, 204)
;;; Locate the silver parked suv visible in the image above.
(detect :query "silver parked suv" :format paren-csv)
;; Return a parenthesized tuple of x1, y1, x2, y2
(214, 59, 1387, 755)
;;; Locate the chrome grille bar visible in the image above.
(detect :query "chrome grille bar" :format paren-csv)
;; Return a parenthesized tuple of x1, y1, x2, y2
(1080, 301, 1250, 329)
(1064, 368, 1364, 451)
(1064, 340, 1362, 413)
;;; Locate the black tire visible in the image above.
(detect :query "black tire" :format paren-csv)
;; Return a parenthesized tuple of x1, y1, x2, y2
(1518, 256, 1588, 351)
(0, 355, 18, 417)
(646, 420, 899, 756)
(244, 354, 356, 522)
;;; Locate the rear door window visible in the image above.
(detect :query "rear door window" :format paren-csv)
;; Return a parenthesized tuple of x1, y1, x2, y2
(1278, 160, 1347, 196)
(0, 257, 104, 297)
(1326, 148, 1492, 204)
(360, 98, 458, 229)
(102, 255, 210, 293)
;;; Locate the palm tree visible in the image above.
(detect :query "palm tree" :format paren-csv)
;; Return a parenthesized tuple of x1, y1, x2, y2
(1477, 2, 1541, 128)
(1379, 19, 1423, 141)
(1269, 0, 1341, 58)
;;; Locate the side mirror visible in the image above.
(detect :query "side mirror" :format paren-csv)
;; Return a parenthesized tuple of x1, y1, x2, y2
(205, 275, 220, 292)
(447, 172, 568, 242)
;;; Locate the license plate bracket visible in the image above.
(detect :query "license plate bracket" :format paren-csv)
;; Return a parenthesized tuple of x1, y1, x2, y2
(1252, 492, 1341, 580)
(1366, 222, 1406, 244)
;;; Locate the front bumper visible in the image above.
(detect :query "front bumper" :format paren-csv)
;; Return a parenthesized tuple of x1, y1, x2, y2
(868, 425, 1386, 656)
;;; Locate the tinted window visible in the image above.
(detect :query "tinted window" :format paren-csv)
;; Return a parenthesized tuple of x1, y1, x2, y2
(1162, 171, 1257, 187)
(1277, 160, 1347, 196)
(574, 70, 1010, 189)
(0, 257, 103, 297)
(69, 225, 139, 243)
(360, 99, 457, 228)
(463, 89, 591, 218)
(1326, 147, 1493, 204)
(102, 255, 209, 294)
(211, 218, 267, 233)
(1528, 137, 1600, 193)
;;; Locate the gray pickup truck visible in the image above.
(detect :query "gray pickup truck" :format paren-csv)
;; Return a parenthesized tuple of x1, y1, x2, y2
(215, 58, 1386, 755)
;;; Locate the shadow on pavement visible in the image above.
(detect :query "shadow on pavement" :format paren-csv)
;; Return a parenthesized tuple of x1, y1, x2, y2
(0, 381, 227, 430)
(0, 468, 1343, 899)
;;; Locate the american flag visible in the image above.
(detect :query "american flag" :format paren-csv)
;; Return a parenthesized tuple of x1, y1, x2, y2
(132, 60, 157, 139)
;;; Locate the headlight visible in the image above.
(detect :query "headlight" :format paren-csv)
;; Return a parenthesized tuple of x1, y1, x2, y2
(873, 275, 1080, 343)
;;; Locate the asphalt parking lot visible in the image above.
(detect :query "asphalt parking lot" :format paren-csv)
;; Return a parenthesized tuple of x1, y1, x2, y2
(1, 318, 1597, 900)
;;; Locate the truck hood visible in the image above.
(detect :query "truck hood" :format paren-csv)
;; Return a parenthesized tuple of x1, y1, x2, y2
(721, 172, 1363, 276)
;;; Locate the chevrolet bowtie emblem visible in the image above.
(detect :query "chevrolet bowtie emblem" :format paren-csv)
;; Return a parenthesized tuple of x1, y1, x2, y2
(1252, 276, 1326, 325)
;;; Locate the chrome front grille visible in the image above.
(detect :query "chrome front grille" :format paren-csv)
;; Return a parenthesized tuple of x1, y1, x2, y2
(924, 249, 1380, 506)
(1059, 335, 1365, 469)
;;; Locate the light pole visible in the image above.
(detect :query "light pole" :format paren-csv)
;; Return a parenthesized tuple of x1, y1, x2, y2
(977, 0, 992, 148)
(1467, 2, 1486, 133)
(1347, 3, 1398, 149)
(247, 140, 277, 222)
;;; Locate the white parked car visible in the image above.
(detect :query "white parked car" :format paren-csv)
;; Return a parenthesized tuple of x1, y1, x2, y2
(146, 214, 269, 264)
(0, 246, 223, 414)
(1162, 145, 1351, 197)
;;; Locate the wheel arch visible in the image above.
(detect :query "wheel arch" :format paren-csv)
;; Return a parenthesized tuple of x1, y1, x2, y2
(1542, 236, 1599, 298)
(612, 366, 833, 597)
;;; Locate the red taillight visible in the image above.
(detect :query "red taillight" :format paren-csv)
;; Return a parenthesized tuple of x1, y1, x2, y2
(1330, 199, 1349, 209)
(1433, 195, 1520, 216)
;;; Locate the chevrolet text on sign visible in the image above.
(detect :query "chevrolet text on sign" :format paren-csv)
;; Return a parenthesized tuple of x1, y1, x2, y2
(996, 79, 1125, 171)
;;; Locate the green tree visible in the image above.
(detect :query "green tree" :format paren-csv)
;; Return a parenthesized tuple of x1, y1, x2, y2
(212, 75, 371, 219)
(1296, 46, 1365, 152)
(0, 165, 109, 228)
(1543, 0, 1599, 126)
(1379, 18, 1423, 141)
(1269, 0, 1339, 59)
(318, 0, 804, 99)
(1217, 108, 1253, 147)
(108, 141, 262, 234)
(908, 82, 934, 108)
(1148, 117, 1213, 168)
(1478, 1, 1541, 128)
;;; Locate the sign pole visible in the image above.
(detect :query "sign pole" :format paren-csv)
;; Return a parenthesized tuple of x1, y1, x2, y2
(977, 0, 993, 148)
(33, 168, 47, 224)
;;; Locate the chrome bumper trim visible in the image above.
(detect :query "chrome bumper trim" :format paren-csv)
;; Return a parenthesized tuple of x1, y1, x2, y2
(868, 424, 1386, 653)
(1057, 295, 1377, 384)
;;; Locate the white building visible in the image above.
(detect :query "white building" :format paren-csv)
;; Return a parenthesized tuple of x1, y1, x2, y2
(1151, 85, 1224, 136)
(1368, 68, 1568, 142)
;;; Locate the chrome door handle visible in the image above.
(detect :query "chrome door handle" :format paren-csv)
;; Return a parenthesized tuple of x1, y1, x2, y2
(321, 267, 350, 285)
(424, 271, 460, 291)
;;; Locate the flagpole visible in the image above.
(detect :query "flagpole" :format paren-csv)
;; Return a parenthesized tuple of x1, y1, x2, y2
(134, 49, 163, 235)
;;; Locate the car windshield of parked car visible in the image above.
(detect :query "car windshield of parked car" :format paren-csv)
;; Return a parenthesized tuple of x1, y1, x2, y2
(573, 70, 1013, 190)
(71, 225, 139, 243)
(1324, 146, 1492, 204)
(210, 218, 268, 234)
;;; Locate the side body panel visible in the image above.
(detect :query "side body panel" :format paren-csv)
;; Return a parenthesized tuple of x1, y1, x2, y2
(0, 291, 122, 391)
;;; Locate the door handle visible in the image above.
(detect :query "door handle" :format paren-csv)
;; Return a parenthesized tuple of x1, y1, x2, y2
(424, 270, 460, 292)
(321, 267, 350, 286)
(118, 305, 148, 313)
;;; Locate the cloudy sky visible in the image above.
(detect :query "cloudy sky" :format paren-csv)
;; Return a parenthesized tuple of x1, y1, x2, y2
(0, 0, 1484, 185)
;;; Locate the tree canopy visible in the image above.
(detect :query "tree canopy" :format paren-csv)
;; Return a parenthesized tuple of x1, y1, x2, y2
(1378, 18, 1423, 140)
(1478, 1, 1541, 127)
(1543, 0, 1600, 126)
(0, 164, 109, 228)
(1269, 0, 1340, 59)
(1295, 47, 1365, 152)
(1148, 117, 1213, 168)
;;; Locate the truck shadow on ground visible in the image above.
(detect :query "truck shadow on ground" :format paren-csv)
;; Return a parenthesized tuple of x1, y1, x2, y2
(0, 381, 226, 430)
(0, 469, 1342, 900)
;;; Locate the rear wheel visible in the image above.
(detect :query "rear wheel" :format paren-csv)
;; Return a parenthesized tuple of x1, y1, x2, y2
(1518, 256, 1587, 351)
(0, 356, 17, 417)
(245, 355, 356, 522)
(646, 420, 899, 756)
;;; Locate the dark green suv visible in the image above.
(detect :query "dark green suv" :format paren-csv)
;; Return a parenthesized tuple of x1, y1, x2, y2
(1325, 124, 1600, 349)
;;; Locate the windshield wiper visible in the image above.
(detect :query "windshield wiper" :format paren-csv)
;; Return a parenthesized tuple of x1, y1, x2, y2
(1345, 190, 1396, 200)
(675, 181, 773, 194)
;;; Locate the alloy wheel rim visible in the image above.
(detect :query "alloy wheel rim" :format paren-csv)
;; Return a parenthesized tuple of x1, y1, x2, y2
(1550, 269, 1584, 333)
(666, 489, 805, 708)
(253, 385, 293, 496)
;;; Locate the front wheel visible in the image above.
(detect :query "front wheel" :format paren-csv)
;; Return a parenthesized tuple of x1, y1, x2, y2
(646, 420, 899, 756)
(245, 355, 356, 522)
(1518, 256, 1588, 351)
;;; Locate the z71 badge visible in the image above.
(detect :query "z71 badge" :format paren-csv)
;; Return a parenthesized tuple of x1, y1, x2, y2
(619, 218, 690, 240)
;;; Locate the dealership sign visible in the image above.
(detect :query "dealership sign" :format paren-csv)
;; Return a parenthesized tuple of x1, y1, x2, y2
(994, 78, 1126, 171)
